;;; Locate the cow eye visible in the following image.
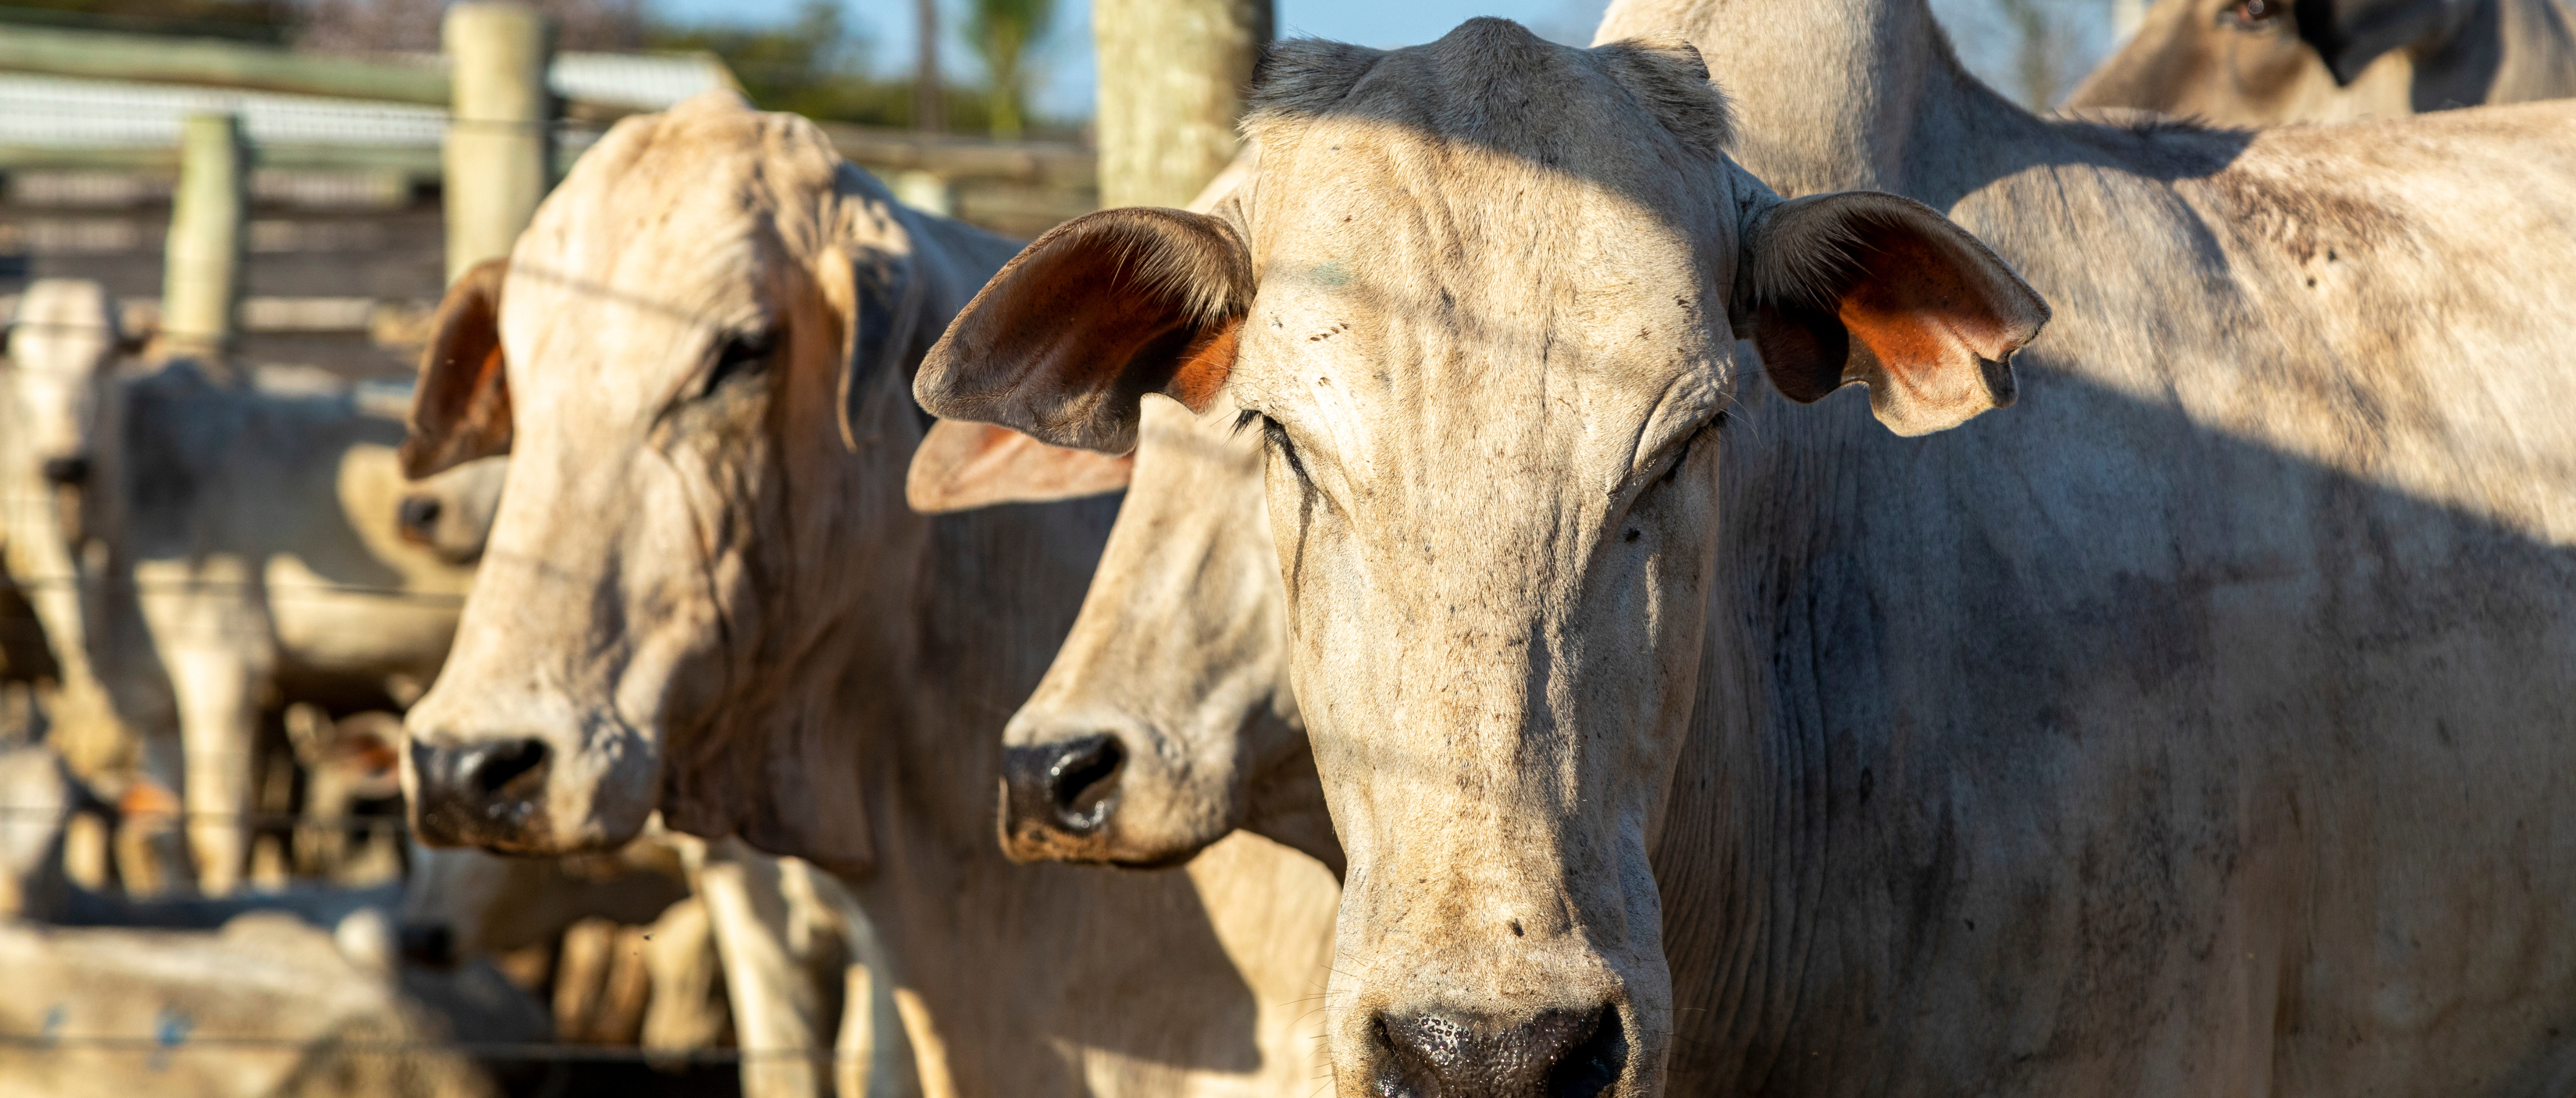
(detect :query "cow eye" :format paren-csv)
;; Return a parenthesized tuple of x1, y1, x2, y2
(704, 331, 774, 395)
(2220, 0, 2285, 26)
(1236, 409, 1313, 488)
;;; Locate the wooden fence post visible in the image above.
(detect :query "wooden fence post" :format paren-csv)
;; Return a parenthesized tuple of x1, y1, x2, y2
(443, 2, 554, 284)
(1093, 0, 1272, 209)
(160, 111, 247, 359)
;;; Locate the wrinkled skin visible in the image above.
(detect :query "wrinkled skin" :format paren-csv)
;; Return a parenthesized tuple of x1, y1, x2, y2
(2066, 0, 2576, 126)
(402, 94, 1339, 1095)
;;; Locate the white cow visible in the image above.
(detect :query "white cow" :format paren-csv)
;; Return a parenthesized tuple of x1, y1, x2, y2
(397, 93, 1338, 1095)
(5, 278, 491, 896)
(918, 13, 2576, 1096)
(2070, 0, 2576, 125)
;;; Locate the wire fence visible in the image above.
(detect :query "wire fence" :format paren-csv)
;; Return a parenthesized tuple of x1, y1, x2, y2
(0, 1032, 843, 1065)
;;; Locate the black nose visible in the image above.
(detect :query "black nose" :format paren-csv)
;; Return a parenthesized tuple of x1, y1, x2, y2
(40, 455, 90, 486)
(396, 495, 442, 544)
(1002, 734, 1125, 840)
(409, 738, 551, 848)
(1373, 1007, 1626, 1098)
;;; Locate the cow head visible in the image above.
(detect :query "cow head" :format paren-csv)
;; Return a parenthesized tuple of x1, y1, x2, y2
(399, 93, 985, 870)
(2063, 0, 2488, 125)
(3, 279, 141, 541)
(918, 22, 2046, 1095)
(915, 397, 1333, 872)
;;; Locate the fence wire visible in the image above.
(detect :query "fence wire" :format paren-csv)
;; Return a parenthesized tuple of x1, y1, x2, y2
(0, 1033, 844, 1065)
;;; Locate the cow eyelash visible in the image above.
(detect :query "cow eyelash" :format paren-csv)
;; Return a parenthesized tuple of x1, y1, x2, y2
(1234, 409, 1313, 486)
(703, 331, 775, 395)
(1632, 410, 1726, 498)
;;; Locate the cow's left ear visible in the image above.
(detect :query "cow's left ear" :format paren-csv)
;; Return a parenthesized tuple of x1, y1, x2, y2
(1740, 191, 2049, 436)
(907, 419, 1133, 513)
(403, 259, 513, 479)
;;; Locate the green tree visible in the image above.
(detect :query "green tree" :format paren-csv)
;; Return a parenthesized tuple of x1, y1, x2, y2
(965, 0, 1052, 139)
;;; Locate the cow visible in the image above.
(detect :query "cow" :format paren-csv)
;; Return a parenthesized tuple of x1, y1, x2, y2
(909, 153, 1337, 876)
(5, 278, 492, 896)
(2068, 0, 2576, 125)
(374, 441, 886, 1098)
(915, 11, 2576, 1095)
(0, 909, 547, 1098)
(396, 91, 1340, 1095)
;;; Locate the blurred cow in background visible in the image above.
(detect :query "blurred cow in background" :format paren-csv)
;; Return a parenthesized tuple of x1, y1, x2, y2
(3, 277, 488, 897)
(2070, 0, 2576, 123)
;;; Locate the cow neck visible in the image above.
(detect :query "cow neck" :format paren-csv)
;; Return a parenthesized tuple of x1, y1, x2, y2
(1605, 0, 2225, 1081)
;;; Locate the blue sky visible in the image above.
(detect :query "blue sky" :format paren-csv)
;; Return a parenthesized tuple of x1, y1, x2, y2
(649, 0, 1615, 119)
(644, 0, 2118, 120)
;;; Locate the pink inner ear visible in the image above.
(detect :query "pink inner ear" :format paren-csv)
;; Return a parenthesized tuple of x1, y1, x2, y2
(907, 420, 1136, 514)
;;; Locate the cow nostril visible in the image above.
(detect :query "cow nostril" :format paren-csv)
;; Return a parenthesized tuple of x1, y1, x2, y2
(397, 495, 443, 541)
(1547, 1010, 1626, 1098)
(1047, 734, 1124, 829)
(40, 455, 90, 486)
(463, 739, 549, 796)
(1374, 1006, 1627, 1098)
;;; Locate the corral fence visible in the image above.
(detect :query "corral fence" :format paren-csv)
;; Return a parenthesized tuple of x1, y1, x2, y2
(0, 16, 1098, 383)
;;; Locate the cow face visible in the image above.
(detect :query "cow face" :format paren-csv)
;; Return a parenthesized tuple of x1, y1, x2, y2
(400, 94, 934, 869)
(917, 22, 2045, 1094)
(921, 396, 1325, 870)
(4, 280, 136, 539)
(2063, 0, 2461, 125)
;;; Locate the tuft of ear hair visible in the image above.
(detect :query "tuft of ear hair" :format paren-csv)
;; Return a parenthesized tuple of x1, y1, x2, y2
(1246, 38, 1389, 126)
(1593, 37, 1734, 158)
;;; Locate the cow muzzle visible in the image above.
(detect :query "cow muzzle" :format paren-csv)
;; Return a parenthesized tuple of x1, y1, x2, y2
(407, 738, 554, 850)
(998, 734, 1130, 862)
(395, 494, 443, 547)
(1369, 1005, 1629, 1098)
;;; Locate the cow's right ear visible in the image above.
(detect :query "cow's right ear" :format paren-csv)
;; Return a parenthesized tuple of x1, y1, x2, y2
(914, 208, 1252, 455)
(402, 259, 513, 480)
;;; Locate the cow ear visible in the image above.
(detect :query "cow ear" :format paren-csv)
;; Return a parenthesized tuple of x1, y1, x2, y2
(915, 207, 1252, 455)
(907, 419, 1133, 513)
(402, 259, 513, 479)
(819, 244, 926, 452)
(1741, 191, 2048, 436)
(2293, 0, 2449, 85)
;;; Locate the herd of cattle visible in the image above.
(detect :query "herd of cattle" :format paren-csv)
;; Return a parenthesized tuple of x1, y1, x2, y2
(7, 0, 2576, 1094)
